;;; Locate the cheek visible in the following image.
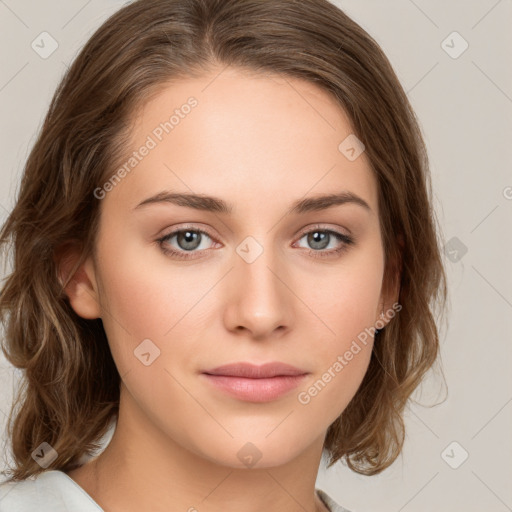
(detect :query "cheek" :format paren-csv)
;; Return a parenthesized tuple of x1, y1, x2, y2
(297, 342, 373, 429)
(94, 232, 220, 379)
(297, 309, 376, 415)
(296, 249, 382, 417)
(92, 234, 176, 369)
(308, 247, 384, 344)
(96, 230, 191, 331)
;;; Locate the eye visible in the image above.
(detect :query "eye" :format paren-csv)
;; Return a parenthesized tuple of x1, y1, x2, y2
(293, 226, 355, 259)
(156, 224, 355, 261)
(157, 226, 217, 260)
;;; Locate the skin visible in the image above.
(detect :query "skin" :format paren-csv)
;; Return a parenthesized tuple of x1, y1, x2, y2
(61, 66, 398, 512)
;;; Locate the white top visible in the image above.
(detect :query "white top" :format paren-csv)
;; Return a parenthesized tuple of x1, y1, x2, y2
(0, 470, 352, 511)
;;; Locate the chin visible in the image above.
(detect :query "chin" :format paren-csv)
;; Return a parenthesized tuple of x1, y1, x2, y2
(189, 433, 311, 470)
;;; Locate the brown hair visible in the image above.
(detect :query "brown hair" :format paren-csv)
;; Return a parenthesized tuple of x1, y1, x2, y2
(0, 0, 448, 481)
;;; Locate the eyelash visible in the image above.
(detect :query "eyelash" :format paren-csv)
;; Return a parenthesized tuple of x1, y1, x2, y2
(156, 224, 355, 260)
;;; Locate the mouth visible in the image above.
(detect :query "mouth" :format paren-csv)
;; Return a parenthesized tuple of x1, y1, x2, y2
(201, 362, 309, 402)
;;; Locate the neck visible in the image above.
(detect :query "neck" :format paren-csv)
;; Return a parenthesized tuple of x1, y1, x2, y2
(67, 383, 330, 512)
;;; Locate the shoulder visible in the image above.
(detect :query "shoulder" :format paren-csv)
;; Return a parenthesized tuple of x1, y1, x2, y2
(316, 488, 354, 512)
(0, 470, 103, 512)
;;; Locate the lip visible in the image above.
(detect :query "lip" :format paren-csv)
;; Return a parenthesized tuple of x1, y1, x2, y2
(203, 362, 307, 378)
(201, 362, 309, 403)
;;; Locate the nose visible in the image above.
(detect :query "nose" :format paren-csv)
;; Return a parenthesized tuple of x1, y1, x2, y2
(223, 243, 295, 341)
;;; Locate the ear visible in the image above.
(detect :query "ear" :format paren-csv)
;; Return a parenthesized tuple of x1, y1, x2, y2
(375, 236, 403, 327)
(54, 242, 102, 320)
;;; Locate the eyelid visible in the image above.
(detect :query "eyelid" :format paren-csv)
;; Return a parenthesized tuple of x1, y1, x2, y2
(158, 223, 218, 241)
(294, 223, 352, 239)
(157, 223, 350, 245)
(156, 223, 354, 259)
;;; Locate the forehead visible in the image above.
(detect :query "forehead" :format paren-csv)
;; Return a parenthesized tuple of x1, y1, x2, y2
(106, 67, 378, 218)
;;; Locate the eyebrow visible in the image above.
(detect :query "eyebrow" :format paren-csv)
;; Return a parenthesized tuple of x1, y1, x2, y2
(133, 190, 372, 215)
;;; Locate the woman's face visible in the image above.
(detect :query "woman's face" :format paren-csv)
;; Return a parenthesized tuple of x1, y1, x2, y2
(76, 67, 392, 469)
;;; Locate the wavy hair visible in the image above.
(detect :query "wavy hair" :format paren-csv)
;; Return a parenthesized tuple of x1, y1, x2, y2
(0, 0, 448, 482)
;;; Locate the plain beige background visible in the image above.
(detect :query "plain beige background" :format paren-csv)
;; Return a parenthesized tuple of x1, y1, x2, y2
(0, 1, 511, 511)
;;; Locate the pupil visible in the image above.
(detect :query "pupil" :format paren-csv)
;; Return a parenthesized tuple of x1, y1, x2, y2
(309, 231, 328, 249)
(179, 230, 200, 250)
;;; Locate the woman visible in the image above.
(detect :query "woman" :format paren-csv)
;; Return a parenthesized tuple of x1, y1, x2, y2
(0, 0, 448, 510)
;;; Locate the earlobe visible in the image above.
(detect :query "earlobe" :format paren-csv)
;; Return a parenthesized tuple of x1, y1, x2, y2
(54, 243, 102, 320)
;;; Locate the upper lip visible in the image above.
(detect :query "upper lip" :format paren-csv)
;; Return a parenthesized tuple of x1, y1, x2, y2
(203, 362, 308, 378)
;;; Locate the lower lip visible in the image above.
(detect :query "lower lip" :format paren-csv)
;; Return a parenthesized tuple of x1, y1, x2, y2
(201, 374, 308, 402)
